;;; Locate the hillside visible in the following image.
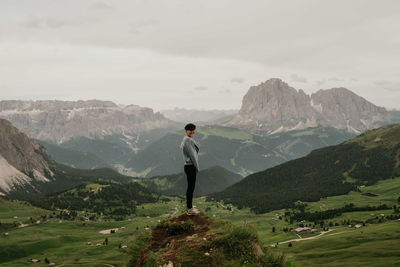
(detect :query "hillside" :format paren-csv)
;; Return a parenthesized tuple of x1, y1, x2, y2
(138, 165, 243, 196)
(35, 139, 111, 170)
(29, 182, 163, 220)
(36, 126, 181, 172)
(0, 118, 144, 199)
(209, 123, 400, 213)
(126, 124, 355, 177)
(128, 213, 283, 267)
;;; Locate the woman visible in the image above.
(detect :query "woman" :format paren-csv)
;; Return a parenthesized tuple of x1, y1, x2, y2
(180, 123, 200, 215)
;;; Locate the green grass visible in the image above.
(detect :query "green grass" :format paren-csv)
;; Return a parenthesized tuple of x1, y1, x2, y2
(1, 176, 400, 266)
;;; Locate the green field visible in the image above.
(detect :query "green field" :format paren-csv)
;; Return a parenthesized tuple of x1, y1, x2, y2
(1, 176, 400, 266)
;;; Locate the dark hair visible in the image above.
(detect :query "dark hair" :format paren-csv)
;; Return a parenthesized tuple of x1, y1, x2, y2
(184, 123, 196, 131)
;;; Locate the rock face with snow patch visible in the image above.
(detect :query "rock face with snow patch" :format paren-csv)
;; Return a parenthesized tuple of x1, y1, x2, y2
(0, 119, 54, 194)
(223, 78, 391, 134)
(0, 100, 177, 143)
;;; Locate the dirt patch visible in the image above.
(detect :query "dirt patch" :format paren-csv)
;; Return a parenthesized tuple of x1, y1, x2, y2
(136, 213, 214, 266)
(395, 149, 400, 168)
(99, 228, 119, 234)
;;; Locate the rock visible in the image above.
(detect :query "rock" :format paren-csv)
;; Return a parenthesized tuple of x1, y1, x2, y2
(223, 78, 391, 134)
(160, 260, 173, 267)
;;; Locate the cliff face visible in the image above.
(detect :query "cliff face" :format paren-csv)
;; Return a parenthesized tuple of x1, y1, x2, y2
(0, 100, 176, 143)
(0, 119, 54, 194)
(224, 78, 391, 134)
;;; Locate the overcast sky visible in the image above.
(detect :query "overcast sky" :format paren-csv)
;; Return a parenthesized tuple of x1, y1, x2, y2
(0, 0, 399, 111)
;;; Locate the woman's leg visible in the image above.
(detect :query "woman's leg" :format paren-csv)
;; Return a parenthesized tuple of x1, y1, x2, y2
(185, 165, 197, 209)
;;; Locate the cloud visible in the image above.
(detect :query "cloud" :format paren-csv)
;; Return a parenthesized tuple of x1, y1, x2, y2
(89, 2, 112, 10)
(129, 19, 160, 34)
(194, 86, 208, 91)
(314, 79, 326, 86)
(22, 16, 42, 28)
(22, 17, 81, 29)
(327, 77, 345, 82)
(290, 73, 307, 83)
(218, 89, 231, 93)
(374, 80, 399, 92)
(231, 77, 245, 84)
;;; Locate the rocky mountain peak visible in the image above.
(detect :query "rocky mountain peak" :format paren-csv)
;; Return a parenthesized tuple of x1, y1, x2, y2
(224, 79, 391, 134)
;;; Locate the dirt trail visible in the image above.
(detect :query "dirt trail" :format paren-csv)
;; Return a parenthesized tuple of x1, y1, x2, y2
(273, 229, 356, 245)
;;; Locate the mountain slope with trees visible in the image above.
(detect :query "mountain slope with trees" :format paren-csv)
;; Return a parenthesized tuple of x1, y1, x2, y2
(209, 123, 400, 213)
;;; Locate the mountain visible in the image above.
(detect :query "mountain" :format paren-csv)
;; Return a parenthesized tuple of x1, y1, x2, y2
(223, 78, 392, 135)
(160, 107, 238, 123)
(30, 124, 182, 172)
(138, 165, 243, 196)
(0, 100, 179, 143)
(0, 118, 56, 196)
(209, 123, 400, 214)
(34, 139, 110, 170)
(125, 124, 356, 177)
(0, 118, 140, 199)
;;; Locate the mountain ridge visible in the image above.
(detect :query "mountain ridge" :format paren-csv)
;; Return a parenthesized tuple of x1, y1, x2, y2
(223, 78, 392, 135)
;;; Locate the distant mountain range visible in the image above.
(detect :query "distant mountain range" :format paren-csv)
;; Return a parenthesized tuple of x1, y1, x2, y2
(0, 100, 180, 143)
(209, 122, 400, 213)
(125, 125, 356, 177)
(222, 78, 393, 135)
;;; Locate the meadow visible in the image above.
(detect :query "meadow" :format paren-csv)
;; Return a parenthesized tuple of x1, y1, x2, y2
(1, 177, 399, 266)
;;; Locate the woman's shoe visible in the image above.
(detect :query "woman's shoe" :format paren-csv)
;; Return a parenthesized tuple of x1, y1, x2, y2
(186, 207, 200, 215)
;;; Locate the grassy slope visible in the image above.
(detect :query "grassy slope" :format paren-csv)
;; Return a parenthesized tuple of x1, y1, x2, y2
(1, 173, 400, 266)
(210, 123, 400, 213)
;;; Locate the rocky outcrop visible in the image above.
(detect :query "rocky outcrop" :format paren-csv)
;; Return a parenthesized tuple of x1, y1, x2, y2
(224, 78, 391, 134)
(0, 119, 54, 194)
(0, 100, 177, 143)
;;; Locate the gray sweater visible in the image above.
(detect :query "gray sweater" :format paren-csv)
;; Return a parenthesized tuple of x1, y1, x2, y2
(180, 135, 200, 172)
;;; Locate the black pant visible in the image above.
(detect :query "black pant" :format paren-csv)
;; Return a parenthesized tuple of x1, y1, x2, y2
(184, 164, 197, 209)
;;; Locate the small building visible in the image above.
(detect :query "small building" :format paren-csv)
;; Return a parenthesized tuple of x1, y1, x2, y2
(355, 224, 362, 229)
(121, 245, 128, 249)
(291, 227, 316, 234)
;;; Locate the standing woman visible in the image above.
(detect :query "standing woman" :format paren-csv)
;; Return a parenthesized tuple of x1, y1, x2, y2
(180, 123, 200, 215)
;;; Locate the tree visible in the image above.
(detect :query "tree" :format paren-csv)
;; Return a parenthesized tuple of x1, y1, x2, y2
(272, 226, 276, 233)
(105, 237, 108, 245)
